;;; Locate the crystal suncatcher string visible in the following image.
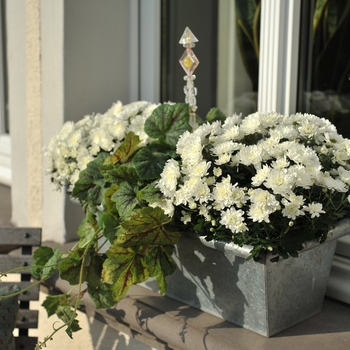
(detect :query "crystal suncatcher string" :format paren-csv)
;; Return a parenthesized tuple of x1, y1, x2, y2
(179, 27, 200, 128)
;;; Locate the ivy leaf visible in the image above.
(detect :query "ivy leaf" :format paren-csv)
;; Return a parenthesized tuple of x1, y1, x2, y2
(72, 152, 109, 206)
(206, 107, 227, 124)
(59, 249, 85, 286)
(145, 246, 177, 294)
(41, 248, 60, 279)
(104, 132, 141, 165)
(77, 214, 97, 248)
(32, 246, 55, 278)
(87, 283, 116, 308)
(133, 145, 171, 180)
(144, 103, 191, 148)
(41, 294, 70, 317)
(102, 245, 149, 301)
(103, 184, 120, 217)
(100, 163, 138, 185)
(117, 207, 181, 247)
(56, 305, 82, 338)
(137, 181, 163, 204)
(111, 181, 139, 218)
(85, 253, 104, 288)
(97, 211, 119, 242)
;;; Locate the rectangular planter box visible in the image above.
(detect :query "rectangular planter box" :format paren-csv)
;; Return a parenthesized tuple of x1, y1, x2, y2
(142, 219, 350, 337)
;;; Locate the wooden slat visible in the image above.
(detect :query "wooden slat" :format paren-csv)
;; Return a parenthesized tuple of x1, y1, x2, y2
(0, 281, 39, 301)
(17, 309, 38, 329)
(0, 255, 33, 272)
(15, 336, 38, 350)
(0, 227, 41, 246)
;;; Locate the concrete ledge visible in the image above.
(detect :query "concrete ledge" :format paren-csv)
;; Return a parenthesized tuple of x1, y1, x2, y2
(41, 241, 350, 350)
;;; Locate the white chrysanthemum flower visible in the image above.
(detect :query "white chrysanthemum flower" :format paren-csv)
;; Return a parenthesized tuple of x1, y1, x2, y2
(220, 208, 248, 233)
(251, 165, 270, 187)
(240, 113, 261, 135)
(248, 204, 272, 223)
(249, 188, 280, 215)
(150, 199, 174, 217)
(271, 156, 289, 169)
(321, 174, 348, 192)
(338, 166, 350, 185)
(59, 121, 75, 139)
(158, 159, 181, 197)
(290, 165, 314, 189)
(298, 120, 320, 138)
(181, 210, 192, 224)
(66, 129, 83, 150)
(281, 195, 305, 220)
(212, 175, 236, 209)
(303, 202, 325, 218)
(108, 119, 128, 140)
(238, 144, 264, 167)
(213, 167, 222, 177)
(45, 100, 157, 189)
(90, 128, 114, 151)
(260, 112, 282, 128)
(177, 133, 203, 166)
(332, 150, 349, 166)
(264, 168, 295, 195)
(199, 204, 212, 221)
(211, 140, 237, 156)
(187, 161, 211, 178)
(193, 182, 211, 203)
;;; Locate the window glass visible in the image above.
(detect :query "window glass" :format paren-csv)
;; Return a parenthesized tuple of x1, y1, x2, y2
(217, 0, 260, 117)
(298, 0, 350, 137)
(160, 0, 260, 118)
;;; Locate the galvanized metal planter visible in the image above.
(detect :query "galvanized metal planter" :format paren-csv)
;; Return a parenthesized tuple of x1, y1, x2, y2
(144, 219, 350, 337)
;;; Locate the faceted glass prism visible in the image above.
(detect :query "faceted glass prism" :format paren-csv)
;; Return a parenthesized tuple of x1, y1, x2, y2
(178, 27, 199, 47)
(179, 48, 200, 76)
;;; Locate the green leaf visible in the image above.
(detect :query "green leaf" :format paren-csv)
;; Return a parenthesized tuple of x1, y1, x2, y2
(87, 283, 116, 308)
(77, 214, 97, 248)
(133, 146, 171, 180)
(42, 248, 60, 279)
(111, 181, 139, 218)
(103, 184, 120, 217)
(41, 294, 70, 317)
(72, 152, 109, 206)
(32, 246, 55, 278)
(97, 211, 119, 242)
(100, 162, 138, 185)
(137, 181, 163, 204)
(56, 305, 82, 338)
(104, 132, 141, 165)
(102, 245, 149, 301)
(145, 246, 177, 294)
(206, 107, 227, 124)
(144, 103, 191, 148)
(85, 253, 104, 288)
(59, 249, 85, 286)
(117, 207, 181, 247)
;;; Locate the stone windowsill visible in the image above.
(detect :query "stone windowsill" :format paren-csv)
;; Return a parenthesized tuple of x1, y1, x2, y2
(45, 264, 350, 350)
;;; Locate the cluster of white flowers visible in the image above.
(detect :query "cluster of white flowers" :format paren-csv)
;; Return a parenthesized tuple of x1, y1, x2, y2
(44, 100, 157, 190)
(156, 112, 350, 236)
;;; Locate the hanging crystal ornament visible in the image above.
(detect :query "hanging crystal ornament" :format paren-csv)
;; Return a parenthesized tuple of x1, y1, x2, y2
(179, 27, 199, 128)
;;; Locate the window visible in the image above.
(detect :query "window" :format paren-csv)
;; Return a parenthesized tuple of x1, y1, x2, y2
(297, 0, 350, 137)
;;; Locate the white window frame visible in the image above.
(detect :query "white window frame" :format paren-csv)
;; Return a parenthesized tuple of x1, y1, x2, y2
(140, 0, 349, 303)
(258, 0, 350, 303)
(0, 1, 11, 186)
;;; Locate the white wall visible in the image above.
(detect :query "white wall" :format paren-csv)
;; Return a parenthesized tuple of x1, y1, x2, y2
(6, 0, 28, 227)
(7, 0, 134, 243)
